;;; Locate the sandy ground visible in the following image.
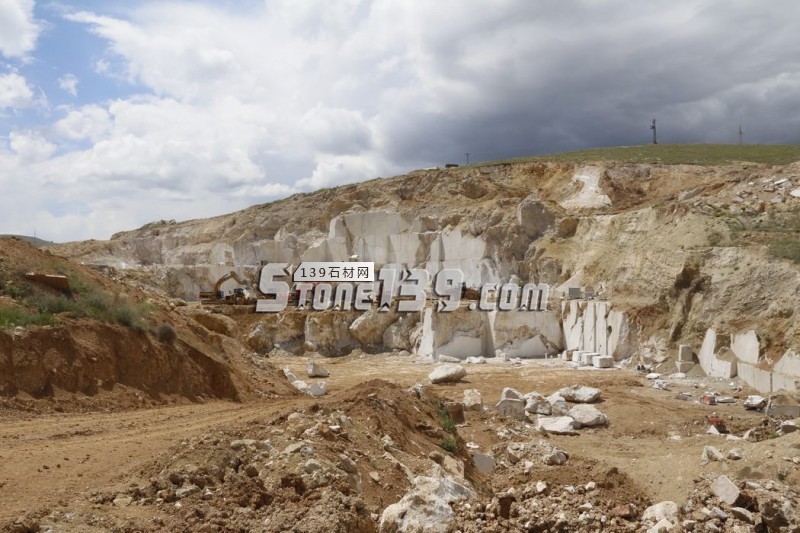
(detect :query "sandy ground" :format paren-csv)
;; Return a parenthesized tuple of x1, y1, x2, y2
(2, 352, 786, 526)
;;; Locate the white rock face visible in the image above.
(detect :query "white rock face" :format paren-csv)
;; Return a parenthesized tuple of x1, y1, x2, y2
(349, 308, 401, 346)
(559, 166, 612, 209)
(561, 300, 635, 360)
(379, 475, 474, 533)
(731, 330, 760, 365)
(569, 404, 609, 428)
(737, 362, 772, 393)
(416, 308, 563, 360)
(557, 385, 601, 403)
(428, 364, 467, 384)
(304, 313, 359, 355)
(697, 329, 738, 379)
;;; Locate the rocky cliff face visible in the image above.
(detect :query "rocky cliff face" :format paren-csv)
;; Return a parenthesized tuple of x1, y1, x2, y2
(51, 160, 800, 390)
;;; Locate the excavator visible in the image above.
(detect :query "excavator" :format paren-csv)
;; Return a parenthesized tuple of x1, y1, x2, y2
(199, 271, 256, 305)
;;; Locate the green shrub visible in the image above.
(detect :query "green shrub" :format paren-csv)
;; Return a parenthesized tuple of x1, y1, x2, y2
(442, 435, 458, 454)
(0, 307, 58, 328)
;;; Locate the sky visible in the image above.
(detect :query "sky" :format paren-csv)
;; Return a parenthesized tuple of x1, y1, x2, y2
(2, 1, 800, 242)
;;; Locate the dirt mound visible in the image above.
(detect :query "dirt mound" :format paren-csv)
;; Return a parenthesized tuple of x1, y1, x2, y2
(44, 380, 473, 532)
(0, 237, 271, 409)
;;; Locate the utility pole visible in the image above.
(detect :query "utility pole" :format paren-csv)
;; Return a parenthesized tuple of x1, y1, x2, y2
(738, 116, 743, 146)
(650, 118, 657, 144)
(465, 152, 470, 165)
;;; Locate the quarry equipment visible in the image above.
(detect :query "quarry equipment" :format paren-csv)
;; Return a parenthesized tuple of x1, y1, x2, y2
(199, 271, 255, 304)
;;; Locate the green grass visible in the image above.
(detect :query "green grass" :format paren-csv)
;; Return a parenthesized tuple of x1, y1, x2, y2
(24, 291, 152, 331)
(475, 143, 800, 167)
(0, 307, 58, 328)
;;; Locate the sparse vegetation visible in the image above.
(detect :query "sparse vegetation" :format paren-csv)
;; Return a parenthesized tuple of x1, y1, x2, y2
(0, 306, 58, 328)
(768, 236, 800, 263)
(155, 323, 177, 344)
(478, 143, 800, 167)
(436, 402, 459, 453)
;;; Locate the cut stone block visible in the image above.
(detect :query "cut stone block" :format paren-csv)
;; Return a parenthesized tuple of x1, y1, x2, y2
(676, 361, 694, 373)
(592, 355, 613, 368)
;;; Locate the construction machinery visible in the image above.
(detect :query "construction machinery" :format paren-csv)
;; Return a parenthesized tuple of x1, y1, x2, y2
(199, 271, 256, 305)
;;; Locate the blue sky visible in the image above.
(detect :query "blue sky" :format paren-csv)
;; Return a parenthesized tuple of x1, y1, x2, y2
(2, 1, 800, 242)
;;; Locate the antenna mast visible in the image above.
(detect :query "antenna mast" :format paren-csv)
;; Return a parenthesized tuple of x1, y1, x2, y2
(650, 118, 657, 144)
(738, 116, 743, 146)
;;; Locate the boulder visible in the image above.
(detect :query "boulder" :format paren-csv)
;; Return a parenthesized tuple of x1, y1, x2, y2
(535, 416, 576, 435)
(568, 404, 609, 428)
(496, 399, 526, 421)
(428, 364, 467, 384)
(379, 475, 474, 533)
(542, 449, 569, 466)
(462, 389, 483, 411)
(701, 446, 724, 464)
(524, 393, 552, 415)
(545, 393, 570, 416)
(642, 501, 679, 523)
(711, 475, 742, 506)
(306, 362, 330, 378)
(501, 387, 523, 400)
(557, 385, 601, 403)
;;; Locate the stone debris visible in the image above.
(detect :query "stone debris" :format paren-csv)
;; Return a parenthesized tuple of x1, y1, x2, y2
(727, 447, 743, 460)
(701, 446, 725, 464)
(462, 389, 484, 412)
(542, 448, 569, 466)
(642, 501, 679, 524)
(464, 356, 486, 364)
(556, 385, 601, 403)
(652, 379, 669, 390)
(306, 361, 329, 378)
(437, 355, 461, 363)
(428, 364, 467, 384)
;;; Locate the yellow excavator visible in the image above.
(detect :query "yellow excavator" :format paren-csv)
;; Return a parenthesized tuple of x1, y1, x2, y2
(199, 271, 255, 305)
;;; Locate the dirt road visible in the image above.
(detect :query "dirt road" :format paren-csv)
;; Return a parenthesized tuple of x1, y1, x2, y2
(1, 353, 773, 524)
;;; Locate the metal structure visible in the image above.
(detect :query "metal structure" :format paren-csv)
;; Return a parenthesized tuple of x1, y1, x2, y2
(650, 118, 657, 144)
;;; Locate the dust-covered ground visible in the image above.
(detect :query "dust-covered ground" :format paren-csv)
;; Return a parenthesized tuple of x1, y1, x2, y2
(2, 353, 799, 532)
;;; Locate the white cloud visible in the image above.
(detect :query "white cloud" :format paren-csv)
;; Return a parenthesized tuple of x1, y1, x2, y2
(0, 0, 40, 58)
(9, 130, 55, 161)
(0, 71, 34, 110)
(58, 73, 78, 96)
(1, 0, 799, 242)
